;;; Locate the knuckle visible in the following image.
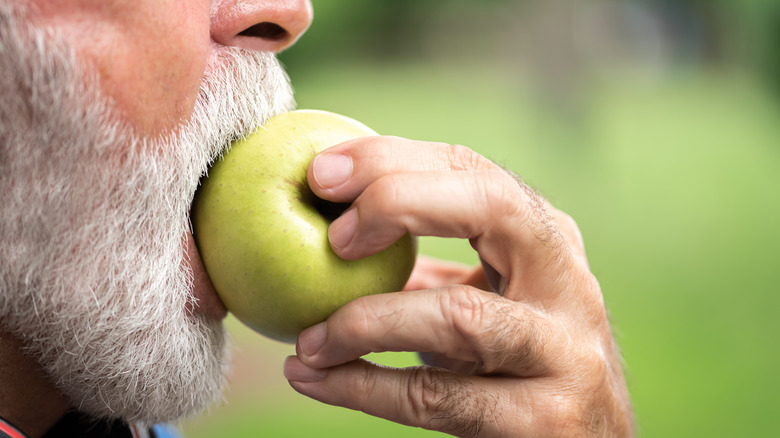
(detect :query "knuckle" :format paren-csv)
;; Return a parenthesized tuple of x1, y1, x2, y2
(466, 171, 526, 234)
(487, 170, 523, 203)
(522, 192, 565, 250)
(574, 271, 607, 320)
(442, 286, 489, 343)
(407, 367, 496, 437)
(442, 287, 549, 375)
(554, 208, 588, 254)
(445, 143, 493, 171)
(481, 172, 561, 247)
(482, 171, 523, 215)
(407, 366, 443, 423)
(554, 209, 580, 238)
(498, 306, 554, 375)
(345, 359, 380, 403)
(336, 296, 376, 340)
(589, 278, 607, 315)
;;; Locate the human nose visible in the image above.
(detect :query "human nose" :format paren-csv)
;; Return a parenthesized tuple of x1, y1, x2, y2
(211, 0, 313, 53)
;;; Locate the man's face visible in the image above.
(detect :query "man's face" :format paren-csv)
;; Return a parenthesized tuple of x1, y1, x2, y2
(0, 0, 311, 424)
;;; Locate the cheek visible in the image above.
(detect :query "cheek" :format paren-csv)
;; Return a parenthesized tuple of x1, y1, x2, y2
(51, 1, 212, 135)
(106, 26, 210, 134)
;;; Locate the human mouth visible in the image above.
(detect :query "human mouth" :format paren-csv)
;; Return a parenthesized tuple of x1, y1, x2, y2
(184, 230, 227, 320)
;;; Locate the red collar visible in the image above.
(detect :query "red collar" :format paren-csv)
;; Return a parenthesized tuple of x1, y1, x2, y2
(0, 416, 28, 438)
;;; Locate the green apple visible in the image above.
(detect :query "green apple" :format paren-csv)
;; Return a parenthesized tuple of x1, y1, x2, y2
(192, 110, 417, 343)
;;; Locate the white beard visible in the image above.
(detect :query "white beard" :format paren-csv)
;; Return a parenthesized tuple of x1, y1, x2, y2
(0, 2, 294, 424)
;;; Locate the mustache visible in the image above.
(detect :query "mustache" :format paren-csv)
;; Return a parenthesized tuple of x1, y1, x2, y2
(186, 48, 295, 165)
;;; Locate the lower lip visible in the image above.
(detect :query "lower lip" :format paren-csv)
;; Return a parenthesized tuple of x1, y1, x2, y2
(184, 230, 228, 320)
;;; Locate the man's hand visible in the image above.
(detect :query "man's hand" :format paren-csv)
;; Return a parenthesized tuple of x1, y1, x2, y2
(283, 136, 633, 437)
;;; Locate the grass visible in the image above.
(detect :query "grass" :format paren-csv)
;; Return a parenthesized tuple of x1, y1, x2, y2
(182, 63, 780, 437)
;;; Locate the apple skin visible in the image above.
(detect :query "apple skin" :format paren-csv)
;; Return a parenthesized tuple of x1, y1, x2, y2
(192, 110, 417, 343)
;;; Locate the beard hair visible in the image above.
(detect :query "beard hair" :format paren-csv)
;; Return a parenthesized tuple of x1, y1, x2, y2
(0, 1, 294, 424)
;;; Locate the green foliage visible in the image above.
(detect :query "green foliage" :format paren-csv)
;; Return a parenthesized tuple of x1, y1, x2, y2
(281, 0, 780, 96)
(279, 0, 434, 70)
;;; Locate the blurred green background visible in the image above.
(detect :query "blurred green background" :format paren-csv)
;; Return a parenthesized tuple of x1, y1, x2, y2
(183, 0, 780, 436)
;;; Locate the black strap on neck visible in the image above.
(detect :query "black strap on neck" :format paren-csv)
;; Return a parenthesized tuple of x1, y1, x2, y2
(0, 416, 29, 438)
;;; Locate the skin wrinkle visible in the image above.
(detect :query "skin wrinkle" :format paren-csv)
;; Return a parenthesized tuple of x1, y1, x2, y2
(484, 300, 542, 375)
(444, 143, 494, 172)
(345, 299, 386, 356)
(498, 165, 570, 266)
(422, 370, 497, 438)
(433, 287, 480, 364)
(441, 286, 552, 377)
(469, 172, 542, 288)
(397, 225, 623, 435)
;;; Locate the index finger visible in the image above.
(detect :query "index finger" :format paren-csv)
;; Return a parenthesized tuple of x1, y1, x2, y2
(308, 136, 496, 202)
(315, 138, 569, 271)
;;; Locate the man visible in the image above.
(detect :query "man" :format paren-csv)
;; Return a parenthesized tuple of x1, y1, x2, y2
(0, 1, 633, 437)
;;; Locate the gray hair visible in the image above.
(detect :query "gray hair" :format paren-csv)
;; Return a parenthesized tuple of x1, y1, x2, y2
(0, 0, 294, 423)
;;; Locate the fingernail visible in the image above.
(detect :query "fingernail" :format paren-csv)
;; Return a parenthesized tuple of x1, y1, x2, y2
(328, 208, 358, 250)
(298, 322, 327, 357)
(312, 153, 352, 189)
(284, 356, 327, 382)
